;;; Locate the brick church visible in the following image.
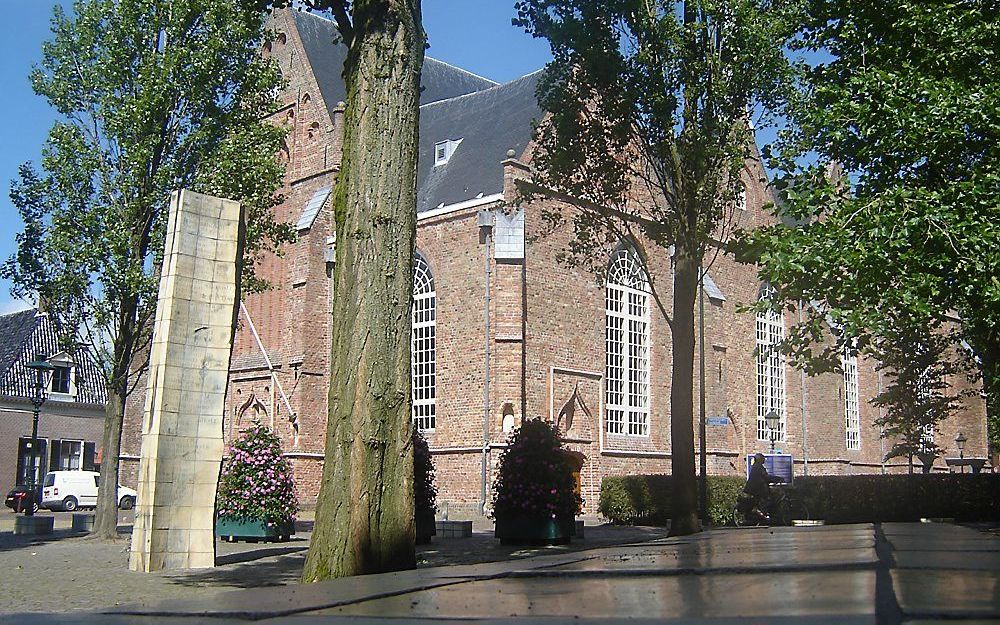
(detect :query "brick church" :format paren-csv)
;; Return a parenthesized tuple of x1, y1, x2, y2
(120, 9, 989, 515)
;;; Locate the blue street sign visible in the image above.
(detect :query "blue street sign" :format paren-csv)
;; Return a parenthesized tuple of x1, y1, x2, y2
(706, 416, 730, 426)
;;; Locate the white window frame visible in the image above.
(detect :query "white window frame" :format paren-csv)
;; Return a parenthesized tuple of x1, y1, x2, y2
(411, 252, 436, 432)
(433, 138, 462, 167)
(843, 349, 861, 450)
(57, 439, 84, 471)
(756, 285, 786, 442)
(605, 246, 651, 437)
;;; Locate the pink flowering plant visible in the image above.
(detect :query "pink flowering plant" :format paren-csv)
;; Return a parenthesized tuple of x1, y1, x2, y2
(491, 419, 581, 521)
(216, 422, 298, 526)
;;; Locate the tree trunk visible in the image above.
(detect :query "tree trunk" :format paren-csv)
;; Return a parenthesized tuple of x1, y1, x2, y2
(93, 374, 126, 539)
(301, 0, 424, 582)
(93, 298, 139, 540)
(669, 246, 701, 536)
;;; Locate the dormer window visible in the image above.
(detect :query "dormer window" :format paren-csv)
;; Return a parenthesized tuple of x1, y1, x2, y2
(45, 351, 77, 399)
(434, 138, 462, 166)
(51, 365, 72, 395)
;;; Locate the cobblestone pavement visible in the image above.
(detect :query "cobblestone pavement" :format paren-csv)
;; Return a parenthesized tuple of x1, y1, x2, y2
(0, 509, 668, 615)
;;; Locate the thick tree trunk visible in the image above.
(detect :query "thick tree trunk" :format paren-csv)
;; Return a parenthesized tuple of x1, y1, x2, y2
(301, 0, 424, 582)
(669, 246, 701, 536)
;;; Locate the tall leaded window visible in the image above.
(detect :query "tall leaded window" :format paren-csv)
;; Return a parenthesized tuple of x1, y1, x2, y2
(756, 285, 786, 441)
(411, 253, 436, 431)
(843, 349, 861, 450)
(606, 246, 650, 436)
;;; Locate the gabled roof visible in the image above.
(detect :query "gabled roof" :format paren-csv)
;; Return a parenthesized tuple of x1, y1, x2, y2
(416, 71, 543, 212)
(293, 10, 498, 123)
(0, 308, 38, 380)
(0, 308, 108, 405)
(290, 10, 542, 214)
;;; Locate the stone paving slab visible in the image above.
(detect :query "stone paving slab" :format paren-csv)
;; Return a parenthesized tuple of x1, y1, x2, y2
(894, 550, 1000, 571)
(892, 570, 1000, 619)
(315, 570, 877, 620)
(107, 551, 596, 619)
(549, 545, 876, 572)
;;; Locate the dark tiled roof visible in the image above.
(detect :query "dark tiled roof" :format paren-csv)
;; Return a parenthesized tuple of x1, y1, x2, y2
(416, 72, 543, 212)
(293, 11, 498, 123)
(0, 309, 38, 379)
(291, 11, 544, 215)
(0, 309, 108, 406)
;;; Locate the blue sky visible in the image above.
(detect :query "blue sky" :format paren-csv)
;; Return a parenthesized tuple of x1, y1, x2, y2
(0, 1, 553, 315)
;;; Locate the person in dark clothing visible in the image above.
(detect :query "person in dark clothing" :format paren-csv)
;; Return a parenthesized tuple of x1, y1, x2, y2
(743, 453, 772, 521)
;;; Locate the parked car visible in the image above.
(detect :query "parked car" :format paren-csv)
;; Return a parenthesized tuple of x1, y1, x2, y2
(40, 471, 137, 512)
(4, 485, 41, 513)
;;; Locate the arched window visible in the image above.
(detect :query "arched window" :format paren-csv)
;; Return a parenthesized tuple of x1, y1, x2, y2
(843, 349, 861, 450)
(412, 252, 436, 431)
(756, 285, 785, 441)
(606, 245, 650, 436)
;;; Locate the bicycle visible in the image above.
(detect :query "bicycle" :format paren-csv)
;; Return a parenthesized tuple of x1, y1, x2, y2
(731, 484, 809, 526)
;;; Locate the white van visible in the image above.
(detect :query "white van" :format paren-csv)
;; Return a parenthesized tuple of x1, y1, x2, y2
(40, 471, 138, 512)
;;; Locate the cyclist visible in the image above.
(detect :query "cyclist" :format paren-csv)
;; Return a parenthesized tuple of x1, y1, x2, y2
(742, 453, 772, 523)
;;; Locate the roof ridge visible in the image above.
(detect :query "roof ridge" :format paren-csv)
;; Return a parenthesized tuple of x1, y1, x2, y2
(424, 57, 499, 86)
(419, 69, 544, 109)
(295, 10, 503, 89)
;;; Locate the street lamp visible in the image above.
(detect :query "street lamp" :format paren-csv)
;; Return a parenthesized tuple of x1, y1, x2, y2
(23, 354, 54, 516)
(955, 432, 968, 474)
(764, 410, 781, 453)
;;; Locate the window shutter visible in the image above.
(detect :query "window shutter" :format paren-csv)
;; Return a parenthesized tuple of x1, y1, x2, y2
(50, 439, 62, 473)
(83, 442, 97, 471)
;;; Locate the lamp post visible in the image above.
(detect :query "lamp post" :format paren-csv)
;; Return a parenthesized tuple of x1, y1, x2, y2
(955, 432, 968, 473)
(23, 354, 54, 517)
(765, 410, 780, 453)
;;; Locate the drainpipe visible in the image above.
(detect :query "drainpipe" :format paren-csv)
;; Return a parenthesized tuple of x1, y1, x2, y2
(798, 302, 809, 476)
(698, 266, 707, 520)
(478, 209, 495, 515)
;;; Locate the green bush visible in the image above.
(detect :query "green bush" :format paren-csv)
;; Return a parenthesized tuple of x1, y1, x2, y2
(599, 475, 744, 526)
(599, 473, 1000, 525)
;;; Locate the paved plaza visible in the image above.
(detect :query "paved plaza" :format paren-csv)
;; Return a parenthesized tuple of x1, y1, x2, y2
(1, 519, 998, 623)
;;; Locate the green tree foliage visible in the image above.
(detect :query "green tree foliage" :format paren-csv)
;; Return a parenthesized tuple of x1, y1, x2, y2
(514, 0, 799, 535)
(413, 429, 437, 518)
(2, 0, 292, 539)
(737, 1, 999, 447)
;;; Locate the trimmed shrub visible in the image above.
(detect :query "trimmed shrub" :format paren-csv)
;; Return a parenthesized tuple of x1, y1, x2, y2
(600, 473, 1000, 525)
(599, 475, 744, 526)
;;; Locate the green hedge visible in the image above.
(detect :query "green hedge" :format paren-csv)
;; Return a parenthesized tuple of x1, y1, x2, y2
(599, 474, 1000, 525)
(795, 475, 1000, 523)
(599, 475, 744, 526)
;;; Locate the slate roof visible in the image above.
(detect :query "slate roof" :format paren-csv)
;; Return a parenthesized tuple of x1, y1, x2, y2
(416, 72, 543, 212)
(0, 308, 108, 405)
(292, 11, 542, 214)
(293, 11, 498, 122)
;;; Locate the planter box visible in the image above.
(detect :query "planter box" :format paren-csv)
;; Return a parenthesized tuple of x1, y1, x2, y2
(495, 516, 574, 546)
(436, 520, 473, 538)
(216, 516, 294, 543)
(416, 511, 436, 545)
(72, 513, 95, 533)
(14, 515, 53, 535)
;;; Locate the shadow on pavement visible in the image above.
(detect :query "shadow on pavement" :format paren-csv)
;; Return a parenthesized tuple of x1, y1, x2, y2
(0, 526, 90, 553)
(216, 544, 308, 566)
(167, 551, 307, 588)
